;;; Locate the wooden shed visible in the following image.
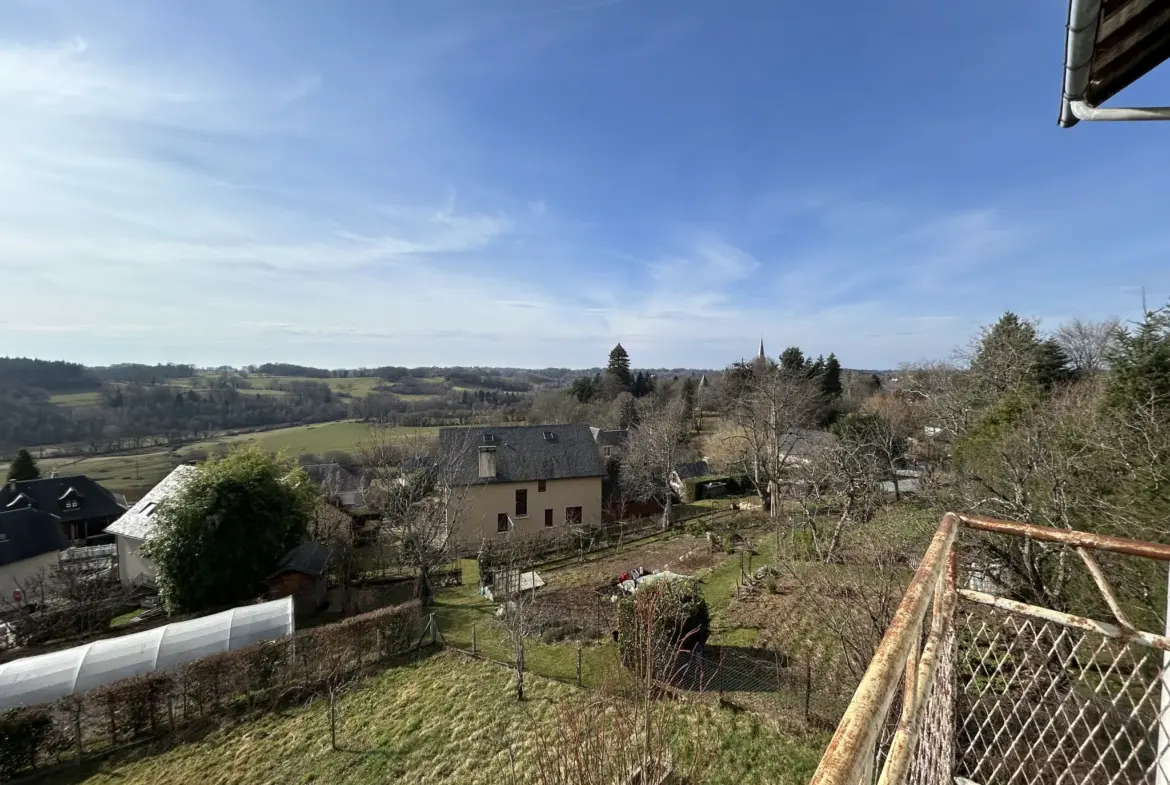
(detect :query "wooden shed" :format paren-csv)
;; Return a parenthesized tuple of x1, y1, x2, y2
(267, 542, 331, 615)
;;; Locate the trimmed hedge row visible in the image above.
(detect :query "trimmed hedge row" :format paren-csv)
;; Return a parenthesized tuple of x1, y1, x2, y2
(679, 474, 753, 503)
(0, 600, 422, 780)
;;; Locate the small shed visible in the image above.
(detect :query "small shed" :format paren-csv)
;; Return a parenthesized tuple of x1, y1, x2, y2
(267, 542, 331, 615)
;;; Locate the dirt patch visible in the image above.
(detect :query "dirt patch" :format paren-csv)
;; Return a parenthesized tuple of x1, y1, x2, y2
(526, 535, 730, 640)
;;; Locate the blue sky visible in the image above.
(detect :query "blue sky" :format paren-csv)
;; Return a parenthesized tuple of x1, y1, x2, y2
(2, 0, 1169, 370)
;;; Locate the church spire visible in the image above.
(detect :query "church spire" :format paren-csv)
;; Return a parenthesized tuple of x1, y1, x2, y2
(758, 337, 766, 360)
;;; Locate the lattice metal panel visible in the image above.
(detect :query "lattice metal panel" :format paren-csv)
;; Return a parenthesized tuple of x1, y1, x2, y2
(954, 603, 1168, 785)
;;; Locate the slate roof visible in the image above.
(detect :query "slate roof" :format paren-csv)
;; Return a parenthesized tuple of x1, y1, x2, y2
(0, 475, 126, 524)
(589, 427, 629, 447)
(105, 464, 197, 541)
(0, 508, 68, 567)
(269, 542, 331, 578)
(302, 463, 361, 493)
(440, 424, 606, 485)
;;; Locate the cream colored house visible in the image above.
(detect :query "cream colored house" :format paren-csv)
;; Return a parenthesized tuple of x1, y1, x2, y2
(440, 424, 605, 544)
(105, 464, 197, 588)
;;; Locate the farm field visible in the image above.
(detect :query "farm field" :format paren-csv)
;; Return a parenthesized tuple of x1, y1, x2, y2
(37, 422, 438, 500)
(50, 650, 826, 785)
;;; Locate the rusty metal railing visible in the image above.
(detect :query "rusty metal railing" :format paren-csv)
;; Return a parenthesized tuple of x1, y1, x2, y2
(809, 513, 1170, 785)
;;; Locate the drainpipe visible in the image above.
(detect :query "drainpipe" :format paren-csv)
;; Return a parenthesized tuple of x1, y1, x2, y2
(1060, 0, 1170, 125)
(1060, 0, 1103, 127)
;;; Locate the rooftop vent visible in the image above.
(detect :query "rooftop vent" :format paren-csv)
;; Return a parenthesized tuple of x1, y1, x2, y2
(483, 434, 495, 444)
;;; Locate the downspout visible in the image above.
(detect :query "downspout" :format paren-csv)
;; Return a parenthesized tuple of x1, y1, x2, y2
(1060, 0, 1170, 125)
(1059, 0, 1103, 128)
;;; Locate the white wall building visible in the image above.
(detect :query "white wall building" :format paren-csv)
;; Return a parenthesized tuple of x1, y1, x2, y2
(105, 464, 197, 588)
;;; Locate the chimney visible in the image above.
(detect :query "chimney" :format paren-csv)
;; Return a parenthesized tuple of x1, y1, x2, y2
(477, 446, 497, 479)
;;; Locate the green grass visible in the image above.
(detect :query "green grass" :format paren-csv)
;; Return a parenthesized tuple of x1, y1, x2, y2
(244, 375, 385, 397)
(48, 391, 103, 406)
(36, 422, 439, 499)
(55, 651, 826, 785)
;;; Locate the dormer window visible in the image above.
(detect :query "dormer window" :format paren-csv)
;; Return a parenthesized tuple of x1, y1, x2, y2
(63, 499, 80, 510)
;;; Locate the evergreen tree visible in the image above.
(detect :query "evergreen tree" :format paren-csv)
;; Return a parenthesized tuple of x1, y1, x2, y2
(633, 370, 654, 398)
(867, 374, 883, 394)
(1106, 303, 1170, 412)
(970, 312, 1044, 396)
(821, 353, 843, 398)
(619, 396, 641, 429)
(779, 346, 807, 375)
(807, 354, 826, 379)
(6, 449, 40, 482)
(607, 343, 633, 388)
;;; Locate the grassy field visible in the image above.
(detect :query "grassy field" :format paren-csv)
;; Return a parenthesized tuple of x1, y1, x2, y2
(48, 391, 103, 406)
(37, 422, 439, 499)
(57, 651, 826, 785)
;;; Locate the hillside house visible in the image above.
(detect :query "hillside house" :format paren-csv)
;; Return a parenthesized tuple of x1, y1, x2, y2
(589, 427, 628, 459)
(440, 424, 605, 542)
(267, 542, 330, 614)
(104, 465, 196, 588)
(0, 476, 126, 544)
(0, 508, 69, 602)
(302, 463, 363, 509)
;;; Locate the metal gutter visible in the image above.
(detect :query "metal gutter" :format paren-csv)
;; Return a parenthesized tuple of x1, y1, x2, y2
(1061, 0, 1104, 127)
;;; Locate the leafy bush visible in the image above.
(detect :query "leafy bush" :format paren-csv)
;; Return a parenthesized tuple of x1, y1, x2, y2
(0, 707, 52, 778)
(617, 578, 710, 681)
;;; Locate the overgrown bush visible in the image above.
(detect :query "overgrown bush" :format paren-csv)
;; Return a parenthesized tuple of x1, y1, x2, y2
(617, 578, 710, 681)
(0, 707, 52, 778)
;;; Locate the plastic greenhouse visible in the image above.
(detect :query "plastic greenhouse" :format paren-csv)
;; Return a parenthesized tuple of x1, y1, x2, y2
(0, 596, 295, 710)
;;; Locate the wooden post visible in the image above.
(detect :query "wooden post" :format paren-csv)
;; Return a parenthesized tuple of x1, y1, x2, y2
(73, 702, 83, 763)
(429, 613, 437, 645)
(472, 623, 477, 655)
(577, 647, 583, 687)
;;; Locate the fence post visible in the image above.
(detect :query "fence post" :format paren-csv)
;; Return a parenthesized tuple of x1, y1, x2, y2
(73, 701, 83, 764)
(472, 623, 477, 655)
(577, 647, 583, 687)
(430, 613, 437, 645)
(1158, 563, 1170, 785)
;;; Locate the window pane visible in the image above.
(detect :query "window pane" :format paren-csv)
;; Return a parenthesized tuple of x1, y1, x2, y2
(566, 506, 582, 524)
(538, 480, 546, 492)
(497, 513, 509, 532)
(544, 509, 553, 527)
(516, 489, 527, 516)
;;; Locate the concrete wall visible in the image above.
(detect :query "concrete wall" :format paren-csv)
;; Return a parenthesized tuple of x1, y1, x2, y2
(115, 534, 154, 587)
(452, 476, 602, 544)
(0, 551, 58, 599)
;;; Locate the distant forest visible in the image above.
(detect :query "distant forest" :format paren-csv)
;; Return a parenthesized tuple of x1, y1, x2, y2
(0, 358, 556, 454)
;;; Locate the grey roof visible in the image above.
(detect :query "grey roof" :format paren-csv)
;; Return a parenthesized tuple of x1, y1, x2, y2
(269, 542, 330, 578)
(105, 464, 197, 541)
(589, 427, 629, 447)
(0, 508, 68, 567)
(440, 424, 606, 485)
(302, 463, 361, 493)
(0, 475, 126, 524)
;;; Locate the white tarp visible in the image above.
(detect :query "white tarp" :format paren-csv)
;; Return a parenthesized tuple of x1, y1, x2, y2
(0, 596, 294, 710)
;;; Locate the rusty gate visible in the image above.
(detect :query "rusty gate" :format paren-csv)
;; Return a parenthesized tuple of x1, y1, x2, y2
(809, 513, 1170, 785)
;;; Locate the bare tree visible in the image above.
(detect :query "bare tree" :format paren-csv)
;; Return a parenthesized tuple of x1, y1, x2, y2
(794, 431, 882, 563)
(1054, 316, 1121, 374)
(357, 429, 475, 605)
(723, 365, 823, 517)
(622, 398, 692, 529)
(0, 560, 126, 646)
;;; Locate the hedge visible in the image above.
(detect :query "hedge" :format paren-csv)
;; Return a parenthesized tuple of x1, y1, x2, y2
(679, 474, 754, 503)
(616, 578, 710, 683)
(0, 600, 423, 780)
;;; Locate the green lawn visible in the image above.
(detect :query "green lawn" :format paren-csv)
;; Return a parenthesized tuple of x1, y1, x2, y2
(54, 651, 826, 785)
(36, 422, 439, 499)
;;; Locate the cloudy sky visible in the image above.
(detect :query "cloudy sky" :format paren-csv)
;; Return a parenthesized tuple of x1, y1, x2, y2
(2, 0, 1169, 370)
